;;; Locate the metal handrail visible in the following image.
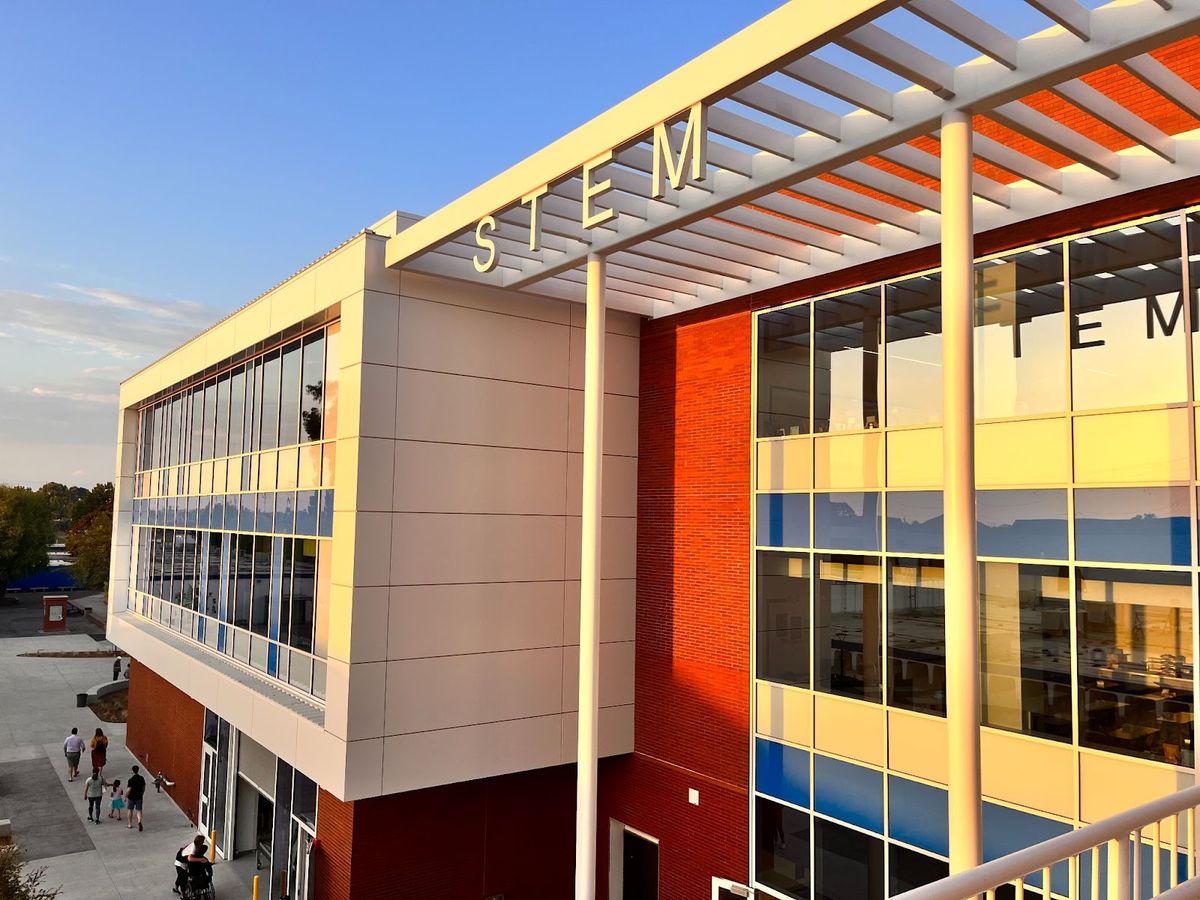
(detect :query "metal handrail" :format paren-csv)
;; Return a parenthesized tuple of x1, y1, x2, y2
(894, 784, 1200, 900)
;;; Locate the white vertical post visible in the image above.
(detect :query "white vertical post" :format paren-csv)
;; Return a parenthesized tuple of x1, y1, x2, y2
(576, 253, 606, 900)
(941, 108, 982, 878)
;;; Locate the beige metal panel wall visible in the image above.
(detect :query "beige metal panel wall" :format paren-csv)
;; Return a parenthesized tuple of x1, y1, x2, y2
(337, 269, 640, 794)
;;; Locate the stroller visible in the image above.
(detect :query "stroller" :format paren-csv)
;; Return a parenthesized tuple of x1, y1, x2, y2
(181, 854, 216, 900)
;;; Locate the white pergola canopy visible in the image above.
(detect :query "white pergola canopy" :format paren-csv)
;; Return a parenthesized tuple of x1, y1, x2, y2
(385, 0, 1200, 317)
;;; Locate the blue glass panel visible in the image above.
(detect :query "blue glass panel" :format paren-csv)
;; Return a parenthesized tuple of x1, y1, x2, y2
(983, 802, 1071, 895)
(977, 490, 1068, 559)
(888, 776, 948, 856)
(275, 491, 295, 535)
(755, 738, 809, 809)
(256, 492, 274, 533)
(212, 495, 226, 531)
(814, 492, 881, 551)
(1076, 487, 1191, 565)
(886, 492, 944, 554)
(813, 754, 883, 834)
(318, 490, 334, 537)
(196, 496, 210, 530)
(295, 491, 318, 536)
(757, 493, 809, 548)
(239, 493, 256, 533)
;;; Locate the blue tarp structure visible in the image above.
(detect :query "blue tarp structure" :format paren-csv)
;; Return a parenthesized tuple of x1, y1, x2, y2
(6, 567, 79, 591)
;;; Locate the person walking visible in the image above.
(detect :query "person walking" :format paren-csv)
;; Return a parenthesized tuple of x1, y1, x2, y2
(107, 778, 125, 821)
(90, 727, 109, 775)
(63, 728, 85, 782)
(83, 768, 106, 823)
(126, 764, 146, 831)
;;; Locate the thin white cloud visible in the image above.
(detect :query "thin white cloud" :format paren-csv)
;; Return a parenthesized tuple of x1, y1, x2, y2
(0, 286, 217, 360)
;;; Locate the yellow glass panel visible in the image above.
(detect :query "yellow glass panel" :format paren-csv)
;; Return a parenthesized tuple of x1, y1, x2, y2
(886, 428, 943, 488)
(756, 681, 813, 747)
(1080, 750, 1193, 822)
(888, 710, 947, 784)
(277, 446, 299, 490)
(982, 729, 1074, 819)
(1073, 408, 1190, 484)
(976, 418, 1069, 486)
(814, 432, 883, 489)
(188, 463, 199, 495)
(299, 444, 321, 489)
(259, 449, 278, 492)
(199, 461, 212, 496)
(322, 442, 336, 487)
(212, 459, 227, 495)
(227, 457, 243, 494)
(757, 438, 812, 491)
(814, 693, 886, 767)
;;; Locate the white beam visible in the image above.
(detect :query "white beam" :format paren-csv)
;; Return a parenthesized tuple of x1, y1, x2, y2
(1123, 53, 1200, 119)
(832, 160, 942, 210)
(623, 240, 755, 281)
(907, 0, 1020, 69)
(753, 190, 882, 243)
(683, 216, 810, 263)
(796, 176, 923, 232)
(604, 261, 702, 294)
(1051, 78, 1175, 160)
(1026, 0, 1092, 41)
(971, 133, 1063, 192)
(878, 143, 1011, 207)
(653, 227, 782, 271)
(717, 204, 846, 253)
(733, 81, 843, 140)
(839, 23, 956, 98)
(782, 56, 895, 119)
(989, 101, 1121, 177)
(607, 250, 727, 289)
(708, 105, 797, 158)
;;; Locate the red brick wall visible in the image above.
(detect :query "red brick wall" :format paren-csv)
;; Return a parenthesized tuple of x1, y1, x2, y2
(314, 789, 353, 900)
(315, 765, 576, 900)
(125, 658, 204, 824)
(597, 308, 756, 899)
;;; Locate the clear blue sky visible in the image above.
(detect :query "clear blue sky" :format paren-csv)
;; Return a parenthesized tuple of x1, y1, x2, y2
(0, 1, 1086, 487)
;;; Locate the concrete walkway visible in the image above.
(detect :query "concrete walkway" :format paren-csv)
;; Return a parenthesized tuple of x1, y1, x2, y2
(0, 632, 251, 900)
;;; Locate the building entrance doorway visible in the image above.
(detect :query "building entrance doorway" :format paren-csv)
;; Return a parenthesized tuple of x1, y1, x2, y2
(199, 745, 217, 837)
(234, 777, 273, 871)
(287, 818, 315, 900)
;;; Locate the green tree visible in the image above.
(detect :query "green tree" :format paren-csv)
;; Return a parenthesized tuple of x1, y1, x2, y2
(0, 845, 60, 900)
(0, 486, 55, 593)
(65, 506, 113, 591)
(70, 482, 113, 527)
(36, 482, 87, 533)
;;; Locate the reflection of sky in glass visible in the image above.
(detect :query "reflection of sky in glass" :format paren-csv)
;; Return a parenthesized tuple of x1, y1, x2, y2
(887, 492, 943, 554)
(977, 490, 1068, 560)
(815, 492, 881, 552)
(1075, 487, 1190, 565)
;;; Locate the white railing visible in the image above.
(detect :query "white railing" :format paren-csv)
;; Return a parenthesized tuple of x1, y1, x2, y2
(894, 785, 1200, 900)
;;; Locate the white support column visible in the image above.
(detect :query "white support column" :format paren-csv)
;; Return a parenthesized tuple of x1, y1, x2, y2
(575, 253, 606, 900)
(941, 108, 982, 877)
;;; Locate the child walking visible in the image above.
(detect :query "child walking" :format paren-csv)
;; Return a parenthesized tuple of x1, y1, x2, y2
(107, 778, 125, 821)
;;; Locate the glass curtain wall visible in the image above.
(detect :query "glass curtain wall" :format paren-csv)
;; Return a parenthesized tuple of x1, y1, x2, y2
(129, 322, 338, 700)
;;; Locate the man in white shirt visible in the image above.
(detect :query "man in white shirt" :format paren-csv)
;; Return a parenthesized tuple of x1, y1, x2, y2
(63, 728, 86, 782)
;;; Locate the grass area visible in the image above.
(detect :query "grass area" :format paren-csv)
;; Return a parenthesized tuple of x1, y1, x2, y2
(16, 650, 120, 658)
(89, 688, 128, 723)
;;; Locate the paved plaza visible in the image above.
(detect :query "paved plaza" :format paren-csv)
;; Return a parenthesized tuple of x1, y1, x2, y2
(0, 626, 252, 899)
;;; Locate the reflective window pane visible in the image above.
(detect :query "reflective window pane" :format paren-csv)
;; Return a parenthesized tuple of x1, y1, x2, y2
(814, 817, 884, 900)
(886, 492, 943, 555)
(815, 554, 882, 703)
(814, 289, 882, 432)
(759, 306, 811, 438)
(980, 562, 1072, 742)
(886, 274, 942, 427)
(887, 558, 946, 716)
(1070, 218, 1186, 410)
(1075, 487, 1191, 566)
(1077, 568, 1194, 765)
(301, 331, 326, 442)
(974, 246, 1066, 418)
(889, 845, 948, 897)
(755, 797, 810, 900)
(815, 492, 881, 552)
(758, 493, 810, 548)
(977, 490, 1068, 560)
(757, 551, 810, 688)
(279, 340, 302, 448)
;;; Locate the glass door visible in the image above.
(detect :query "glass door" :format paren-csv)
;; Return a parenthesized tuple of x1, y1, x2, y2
(198, 745, 217, 836)
(287, 819, 315, 900)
